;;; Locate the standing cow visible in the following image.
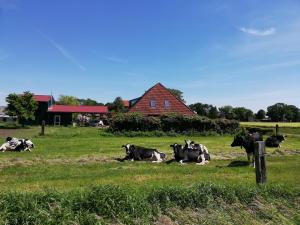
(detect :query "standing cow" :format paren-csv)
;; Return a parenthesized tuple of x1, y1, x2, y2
(121, 144, 166, 162)
(231, 132, 262, 166)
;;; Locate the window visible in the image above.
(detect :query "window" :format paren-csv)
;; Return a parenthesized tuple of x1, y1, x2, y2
(150, 99, 156, 108)
(164, 100, 170, 108)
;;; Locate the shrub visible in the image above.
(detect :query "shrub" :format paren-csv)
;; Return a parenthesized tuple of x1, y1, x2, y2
(109, 113, 239, 134)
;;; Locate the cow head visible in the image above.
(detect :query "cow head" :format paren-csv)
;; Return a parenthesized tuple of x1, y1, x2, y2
(276, 135, 286, 142)
(184, 140, 194, 148)
(231, 135, 245, 148)
(24, 139, 34, 149)
(170, 143, 183, 155)
(6, 137, 12, 142)
(122, 144, 132, 155)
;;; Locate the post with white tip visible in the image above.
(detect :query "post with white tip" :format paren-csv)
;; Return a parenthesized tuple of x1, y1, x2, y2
(254, 141, 266, 184)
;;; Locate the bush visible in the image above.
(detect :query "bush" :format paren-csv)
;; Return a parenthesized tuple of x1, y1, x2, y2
(109, 113, 239, 134)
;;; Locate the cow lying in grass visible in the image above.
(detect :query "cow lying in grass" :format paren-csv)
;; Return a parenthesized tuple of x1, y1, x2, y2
(265, 135, 286, 148)
(121, 144, 166, 162)
(170, 140, 210, 165)
(0, 137, 34, 152)
(231, 132, 262, 166)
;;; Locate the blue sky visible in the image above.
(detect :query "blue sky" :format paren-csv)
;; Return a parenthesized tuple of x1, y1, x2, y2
(0, 0, 300, 111)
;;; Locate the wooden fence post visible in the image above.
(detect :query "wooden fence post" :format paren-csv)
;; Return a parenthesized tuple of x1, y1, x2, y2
(254, 141, 267, 184)
(40, 120, 45, 136)
(275, 124, 279, 136)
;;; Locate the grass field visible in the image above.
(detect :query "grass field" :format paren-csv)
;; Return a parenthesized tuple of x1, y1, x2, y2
(0, 126, 299, 191)
(241, 121, 300, 127)
(0, 126, 299, 224)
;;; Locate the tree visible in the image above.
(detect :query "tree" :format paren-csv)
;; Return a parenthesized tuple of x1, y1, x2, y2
(57, 95, 80, 105)
(232, 107, 253, 121)
(77, 98, 104, 106)
(208, 106, 219, 119)
(108, 97, 127, 113)
(168, 88, 185, 103)
(219, 105, 235, 120)
(285, 105, 300, 122)
(189, 103, 219, 119)
(255, 109, 266, 120)
(189, 103, 210, 117)
(267, 103, 287, 122)
(5, 91, 38, 126)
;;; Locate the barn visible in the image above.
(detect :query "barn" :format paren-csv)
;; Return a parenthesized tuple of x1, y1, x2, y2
(128, 83, 195, 116)
(33, 95, 108, 125)
(47, 105, 108, 126)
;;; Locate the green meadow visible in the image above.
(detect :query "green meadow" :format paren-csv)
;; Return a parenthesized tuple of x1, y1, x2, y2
(0, 125, 299, 224)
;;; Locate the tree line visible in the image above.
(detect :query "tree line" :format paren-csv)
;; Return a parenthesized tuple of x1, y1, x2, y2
(189, 103, 300, 122)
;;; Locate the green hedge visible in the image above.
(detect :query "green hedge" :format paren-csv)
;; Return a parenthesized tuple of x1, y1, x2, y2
(109, 113, 239, 134)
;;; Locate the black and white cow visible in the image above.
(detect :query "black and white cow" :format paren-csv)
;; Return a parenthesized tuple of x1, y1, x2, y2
(0, 137, 34, 152)
(231, 132, 262, 166)
(265, 135, 286, 148)
(121, 144, 166, 162)
(170, 140, 210, 165)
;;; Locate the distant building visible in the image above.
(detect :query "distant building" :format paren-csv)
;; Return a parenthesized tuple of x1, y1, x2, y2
(128, 83, 195, 116)
(32, 95, 108, 125)
(0, 106, 17, 122)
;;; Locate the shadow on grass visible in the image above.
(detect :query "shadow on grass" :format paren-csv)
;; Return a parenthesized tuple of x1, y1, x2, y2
(227, 160, 249, 167)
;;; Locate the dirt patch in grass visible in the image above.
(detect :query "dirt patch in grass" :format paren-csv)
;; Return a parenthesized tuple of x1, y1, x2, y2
(0, 149, 299, 169)
(0, 156, 116, 169)
(0, 129, 18, 138)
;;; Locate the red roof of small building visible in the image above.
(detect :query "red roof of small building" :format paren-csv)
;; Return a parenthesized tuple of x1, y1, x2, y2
(33, 95, 52, 102)
(123, 100, 129, 107)
(129, 83, 195, 116)
(48, 105, 108, 113)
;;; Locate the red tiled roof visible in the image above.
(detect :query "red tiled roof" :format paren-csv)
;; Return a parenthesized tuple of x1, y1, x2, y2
(33, 95, 52, 102)
(48, 105, 108, 113)
(129, 83, 195, 116)
(123, 100, 129, 107)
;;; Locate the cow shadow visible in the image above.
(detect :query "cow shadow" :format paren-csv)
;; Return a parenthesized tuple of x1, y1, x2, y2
(165, 159, 177, 164)
(227, 160, 249, 167)
(114, 157, 126, 162)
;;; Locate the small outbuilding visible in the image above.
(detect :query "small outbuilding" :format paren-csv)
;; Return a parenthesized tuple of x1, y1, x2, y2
(32, 95, 108, 125)
(47, 105, 108, 126)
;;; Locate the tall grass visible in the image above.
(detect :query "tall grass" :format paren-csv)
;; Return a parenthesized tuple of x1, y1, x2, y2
(0, 183, 298, 224)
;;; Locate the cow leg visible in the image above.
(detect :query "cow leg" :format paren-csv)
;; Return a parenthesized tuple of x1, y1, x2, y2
(248, 153, 256, 167)
(196, 154, 206, 165)
(247, 153, 251, 164)
(0, 143, 7, 152)
(179, 159, 188, 164)
(152, 151, 162, 163)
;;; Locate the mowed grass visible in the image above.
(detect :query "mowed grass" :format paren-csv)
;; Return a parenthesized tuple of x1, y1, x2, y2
(241, 121, 300, 127)
(0, 126, 299, 192)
